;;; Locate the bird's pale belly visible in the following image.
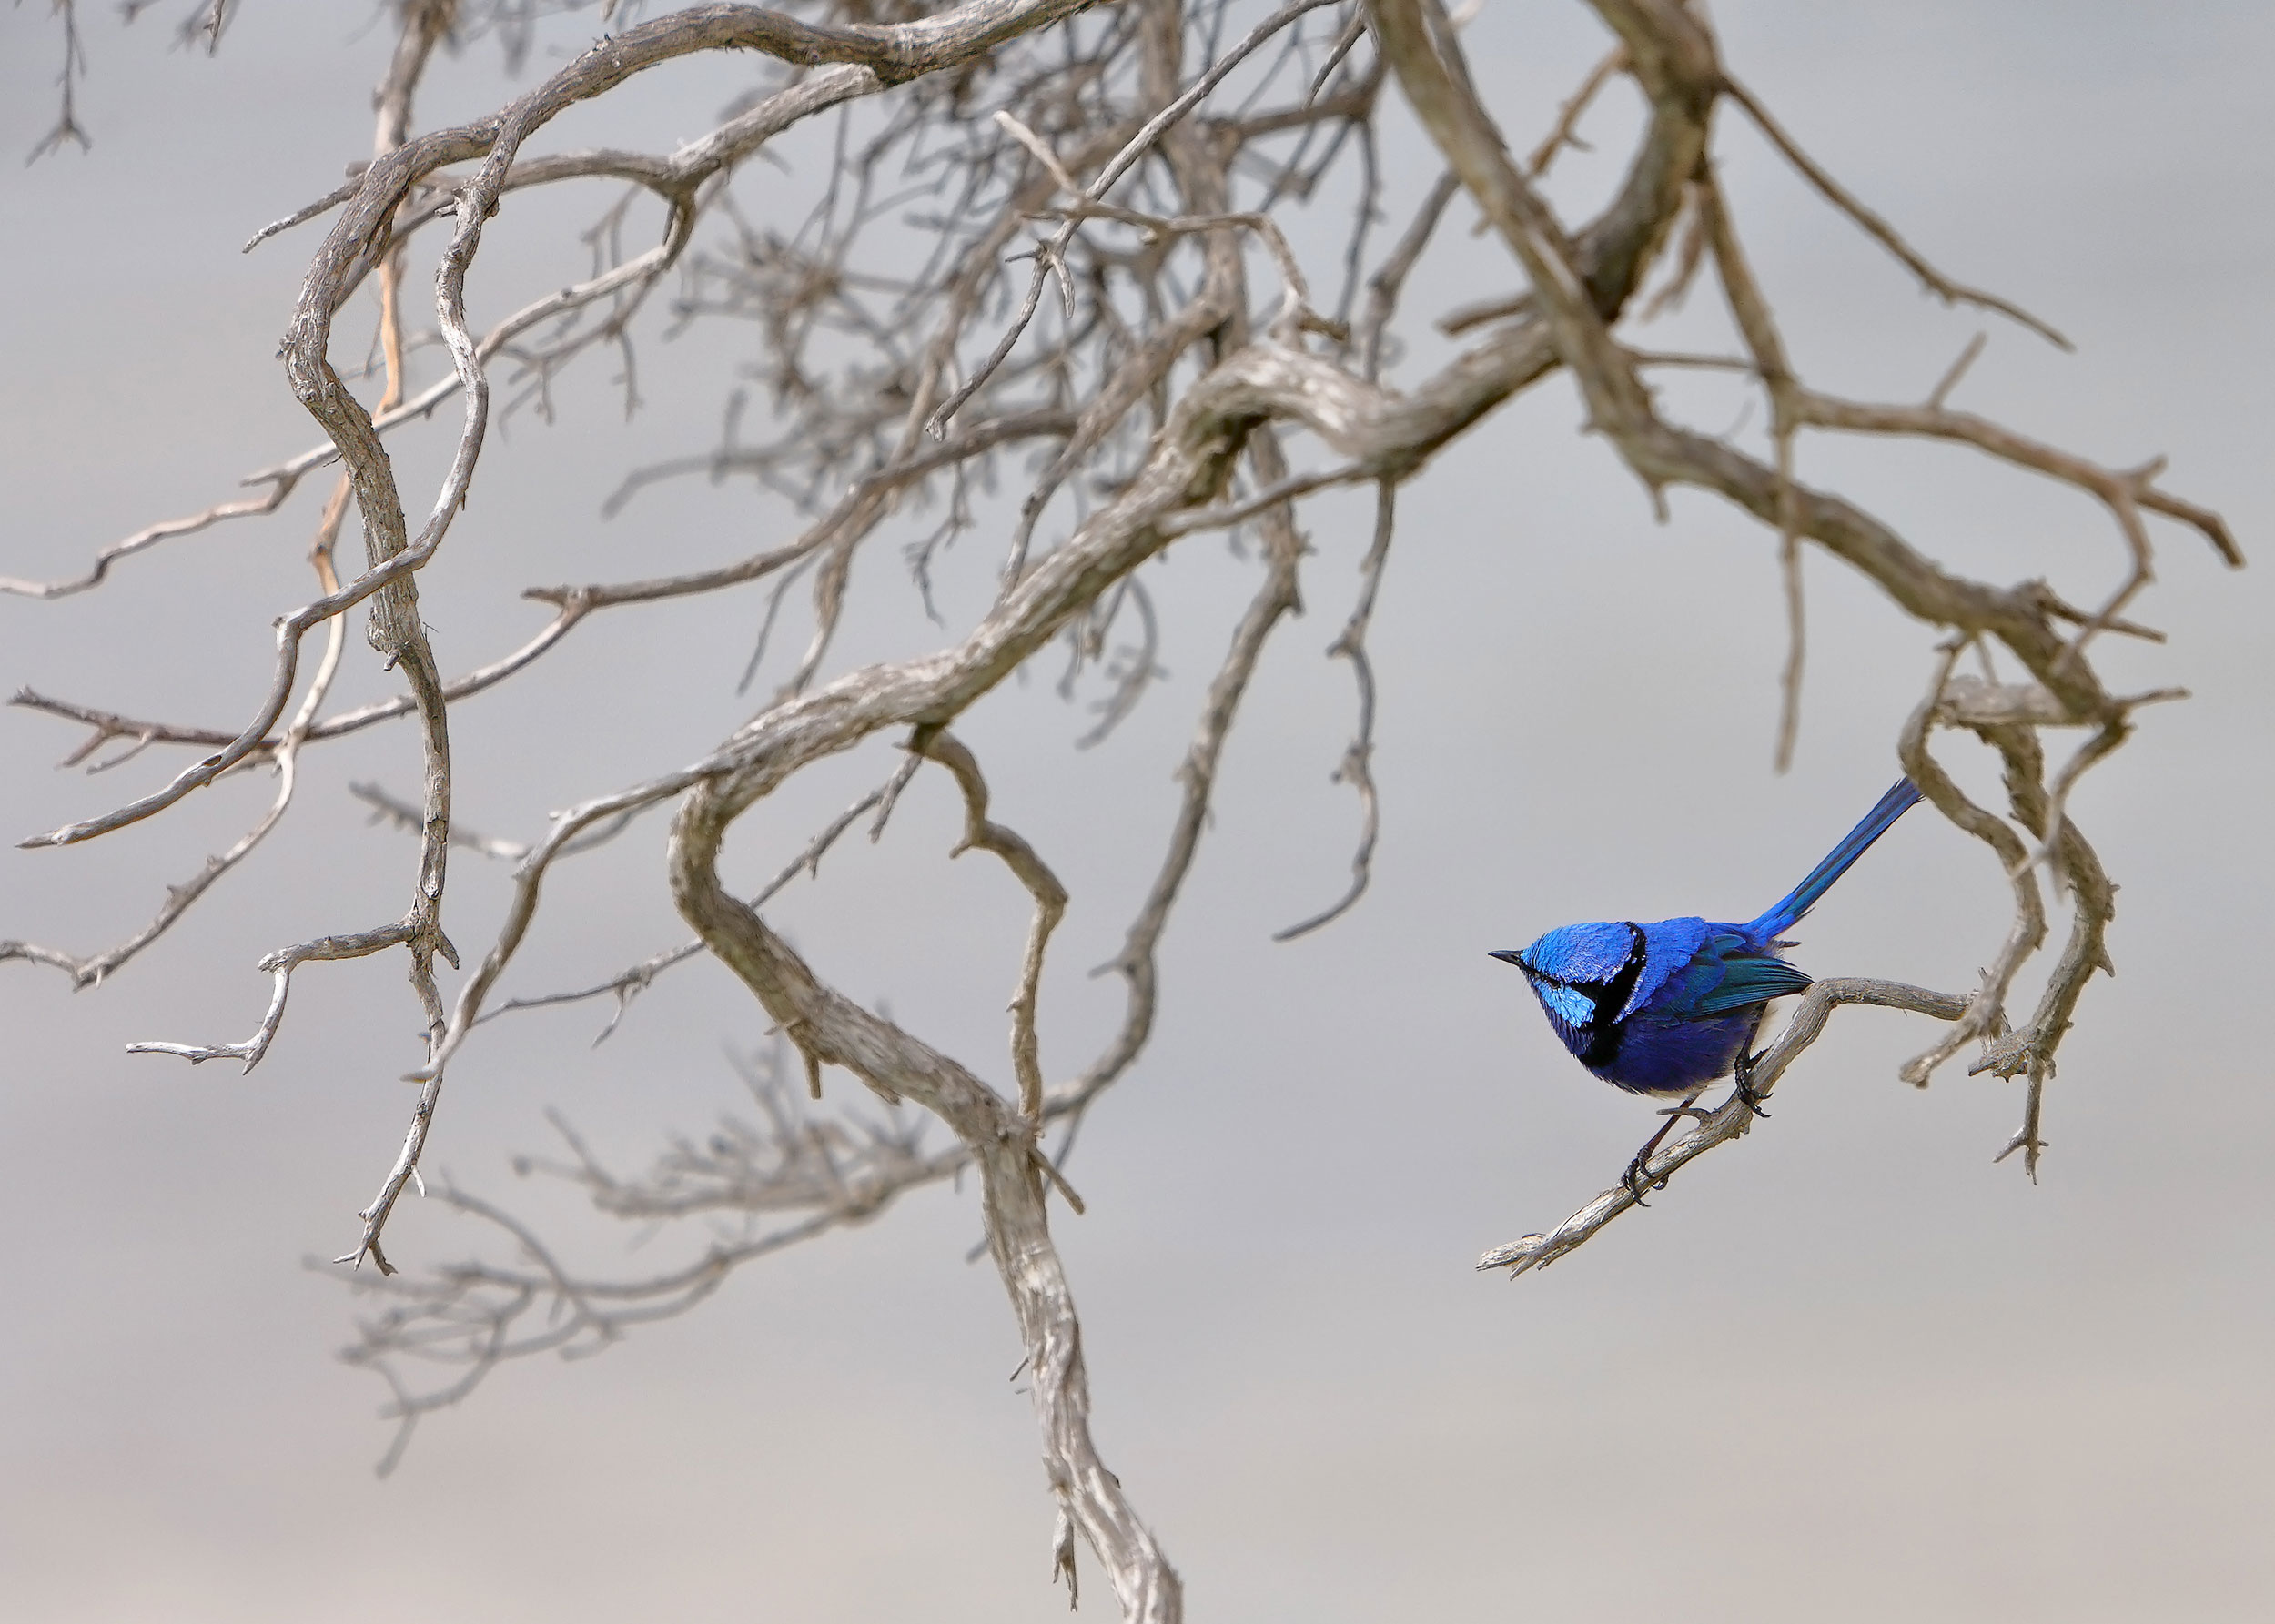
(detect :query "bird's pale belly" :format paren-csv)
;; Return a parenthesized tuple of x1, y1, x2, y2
(1590, 1008, 1762, 1097)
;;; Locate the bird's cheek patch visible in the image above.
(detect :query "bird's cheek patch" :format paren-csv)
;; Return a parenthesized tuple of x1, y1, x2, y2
(1532, 983, 1594, 1030)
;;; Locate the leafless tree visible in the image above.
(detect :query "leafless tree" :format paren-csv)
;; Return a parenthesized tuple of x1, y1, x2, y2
(3, 2, 2240, 1617)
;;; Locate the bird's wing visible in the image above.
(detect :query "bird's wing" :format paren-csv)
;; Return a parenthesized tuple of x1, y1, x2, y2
(1686, 941, 1813, 1017)
(1624, 917, 1711, 1017)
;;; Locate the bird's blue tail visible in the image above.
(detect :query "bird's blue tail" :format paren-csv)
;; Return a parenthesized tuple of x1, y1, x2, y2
(1747, 777, 1923, 938)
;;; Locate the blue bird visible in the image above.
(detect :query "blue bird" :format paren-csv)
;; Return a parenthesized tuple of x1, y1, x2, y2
(1491, 777, 1923, 1193)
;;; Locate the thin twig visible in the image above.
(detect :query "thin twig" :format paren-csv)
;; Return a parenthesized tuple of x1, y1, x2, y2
(1720, 73, 2072, 350)
(1276, 480, 1394, 941)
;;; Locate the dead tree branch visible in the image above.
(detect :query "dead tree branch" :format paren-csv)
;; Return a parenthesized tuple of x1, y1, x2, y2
(8, 4, 2240, 1614)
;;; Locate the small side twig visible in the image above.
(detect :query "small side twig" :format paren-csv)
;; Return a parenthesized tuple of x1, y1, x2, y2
(1276, 480, 1394, 941)
(913, 728, 1070, 1123)
(1719, 73, 2072, 350)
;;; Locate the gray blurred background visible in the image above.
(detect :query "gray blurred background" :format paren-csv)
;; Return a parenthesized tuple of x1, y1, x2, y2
(2, 4, 2269, 1619)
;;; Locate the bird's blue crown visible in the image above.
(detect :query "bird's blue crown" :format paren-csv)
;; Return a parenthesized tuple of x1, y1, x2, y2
(1517, 921, 1637, 986)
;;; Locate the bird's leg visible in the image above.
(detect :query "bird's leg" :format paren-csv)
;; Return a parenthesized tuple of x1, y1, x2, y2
(1731, 1048, 1772, 1119)
(1623, 1090, 1711, 1202)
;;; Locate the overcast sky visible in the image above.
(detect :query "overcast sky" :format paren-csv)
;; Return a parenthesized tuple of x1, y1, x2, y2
(3, 5, 2270, 1621)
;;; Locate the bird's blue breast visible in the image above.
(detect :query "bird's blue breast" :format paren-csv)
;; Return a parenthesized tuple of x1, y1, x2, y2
(1592, 1006, 1763, 1094)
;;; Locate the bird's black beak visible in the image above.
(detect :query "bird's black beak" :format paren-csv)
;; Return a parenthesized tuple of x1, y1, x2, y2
(1489, 949, 1528, 972)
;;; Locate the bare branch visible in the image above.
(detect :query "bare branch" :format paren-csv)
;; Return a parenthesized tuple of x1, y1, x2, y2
(25, 0, 92, 163)
(926, 0, 1346, 435)
(1719, 72, 2072, 350)
(1354, 168, 1458, 378)
(474, 764, 911, 1040)
(674, 770, 1178, 1616)
(914, 729, 1069, 1121)
(1275, 479, 1393, 941)
(336, 1037, 966, 1468)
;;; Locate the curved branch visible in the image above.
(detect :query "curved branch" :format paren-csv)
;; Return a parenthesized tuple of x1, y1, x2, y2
(914, 730, 1069, 1122)
(670, 776, 1178, 1619)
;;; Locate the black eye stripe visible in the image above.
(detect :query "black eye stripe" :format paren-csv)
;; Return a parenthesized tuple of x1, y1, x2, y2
(1527, 923, 1646, 1009)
